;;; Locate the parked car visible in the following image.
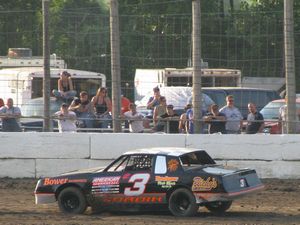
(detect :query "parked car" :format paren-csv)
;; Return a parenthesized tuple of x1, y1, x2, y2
(20, 97, 62, 131)
(34, 147, 264, 216)
(260, 98, 300, 134)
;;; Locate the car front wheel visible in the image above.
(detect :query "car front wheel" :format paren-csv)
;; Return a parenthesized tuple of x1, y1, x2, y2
(168, 188, 198, 217)
(205, 201, 232, 214)
(58, 187, 87, 214)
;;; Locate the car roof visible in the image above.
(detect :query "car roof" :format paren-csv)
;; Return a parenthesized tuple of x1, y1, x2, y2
(123, 147, 204, 157)
(271, 98, 300, 103)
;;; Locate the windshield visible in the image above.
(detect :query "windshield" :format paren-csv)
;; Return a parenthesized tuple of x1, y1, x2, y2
(260, 102, 284, 120)
(21, 99, 61, 117)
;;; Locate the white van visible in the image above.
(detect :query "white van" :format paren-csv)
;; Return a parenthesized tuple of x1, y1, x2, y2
(0, 67, 106, 106)
(134, 67, 242, 101)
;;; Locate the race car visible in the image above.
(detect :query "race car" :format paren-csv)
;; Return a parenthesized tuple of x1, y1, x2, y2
(34, 147, 264, 216)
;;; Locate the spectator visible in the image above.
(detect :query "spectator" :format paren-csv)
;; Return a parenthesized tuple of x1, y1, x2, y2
(160, 104, 179, 133)
(185, 106, 207, 134)
(153, 96, 167, 131)
(178, 104, 192, 133)
(245, 102, 264, 134)
(123, 103, 144, 133)
(54, 103, 77, 133)
(91, 87, 112, 129)
(121, 94, 131, 129)
(69, 91, 95, 129)
(52, 71, 77, 101)
(203, 104, 226, 134)
(220, 95, 243, 134)
(0, 98, 22, 132)
(0, 98, 4, 108)
(147, 87, 161, 110)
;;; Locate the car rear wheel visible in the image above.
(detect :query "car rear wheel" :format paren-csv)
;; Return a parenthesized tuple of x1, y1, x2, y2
(205, 201, 232, 214)
(168, 188, 198, 217)
(58, 187, 87, 214)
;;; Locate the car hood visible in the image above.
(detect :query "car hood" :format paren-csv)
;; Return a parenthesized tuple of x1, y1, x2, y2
(60, 166, 106, 176)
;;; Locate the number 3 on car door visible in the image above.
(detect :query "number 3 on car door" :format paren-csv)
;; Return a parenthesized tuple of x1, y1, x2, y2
(124, 173, 150, 196)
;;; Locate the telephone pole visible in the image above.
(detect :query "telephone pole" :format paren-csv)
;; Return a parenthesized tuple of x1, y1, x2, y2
(192, 0, 202, 133)
(284, 0, 296, 133)
(110, 0, 122, 132)
(42, 0, 51, 132)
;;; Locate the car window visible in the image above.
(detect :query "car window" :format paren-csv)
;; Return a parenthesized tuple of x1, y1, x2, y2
(180, 151, 216, 168)
(260, 102, 284, 120)
(154, 156, 167, 174)
(106, 155, 129, 172)
(202, 90, 227, 107)
(125, 155, 153, 172)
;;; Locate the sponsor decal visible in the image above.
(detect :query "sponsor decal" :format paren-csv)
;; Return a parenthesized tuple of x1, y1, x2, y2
(103, 195, 163, 204)
(43, 178, 68, 186)
(92, 176, 121, 186)
(68, 179, 87, 183)
(155, 176, 178, 188)
(167, 159, 179, 172)
(192, 177, 217, 191)
(92, 184, 120, 194)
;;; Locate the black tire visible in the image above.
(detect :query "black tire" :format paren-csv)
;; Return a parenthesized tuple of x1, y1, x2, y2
(205, 201, 232, 214)
(58, 187, 87, 214)
(168, 188, 198, 217)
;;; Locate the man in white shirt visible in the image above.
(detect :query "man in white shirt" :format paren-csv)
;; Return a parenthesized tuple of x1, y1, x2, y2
(124, 103, 144, 133)
(220, 95, 243, 134)
(54, 103, 77, 133)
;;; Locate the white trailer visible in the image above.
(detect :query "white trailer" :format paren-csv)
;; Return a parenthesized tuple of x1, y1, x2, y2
(0, 67, 106, 106)
(134, 67, 241, 101)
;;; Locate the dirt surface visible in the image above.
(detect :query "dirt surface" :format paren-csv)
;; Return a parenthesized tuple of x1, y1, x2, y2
(0, 178, 299, 225)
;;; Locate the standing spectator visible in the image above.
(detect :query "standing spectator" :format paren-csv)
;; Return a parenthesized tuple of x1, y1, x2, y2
(178, 104, 192, 133)
(220, 95, 243, 134)
(0, 98, 4, 108)
(203, 104, 226, 134)
(69, 91, 95, 129)
(153, 96, 167, 131)
(245, 102, 264, 134)
(121, 93, 131, 129)
(54, 103, 77, 133)
(52, 71, 77, 101)
(91, 87, 112, 128)
(185, 106, 207, 134)
(147, 87, 161, 110)
(160, 104, 179, 133)
(123, 103, 144, 133)
(0, 98, 22, 132)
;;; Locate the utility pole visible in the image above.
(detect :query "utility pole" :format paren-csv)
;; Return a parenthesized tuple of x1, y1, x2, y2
(192, 0, 202, 133)
(284, 0, 296, 133)
(110, 0, 122, 132)
(42, 0, 51, 132)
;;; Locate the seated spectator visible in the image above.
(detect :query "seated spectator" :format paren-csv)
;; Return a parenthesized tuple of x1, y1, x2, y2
(0, 98, 22, 132)
(91, 87, 112, 129)
(52, 71, 77, 101)
(179, 104, 192, 133)
(203, 104, 226, 134)
(123, 103, 144, 133)
(54, 103, 77, 133)
(69, 91, 94, 129)
(147, 87, 161, 110)
(159, 104, 180, 133)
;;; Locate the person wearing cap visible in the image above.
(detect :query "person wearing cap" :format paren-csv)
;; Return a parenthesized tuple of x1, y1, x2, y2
(158, 104, 179, 133)
(54, 103, 77, 133)
(52, 71, 77, 101)
(203, 104, 226, 134)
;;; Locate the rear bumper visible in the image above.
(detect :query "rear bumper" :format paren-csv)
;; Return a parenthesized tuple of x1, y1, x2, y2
(194, 184, 265, 203)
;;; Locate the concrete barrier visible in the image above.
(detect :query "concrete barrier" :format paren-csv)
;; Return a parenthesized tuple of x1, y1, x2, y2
(0, 133, 299, 179)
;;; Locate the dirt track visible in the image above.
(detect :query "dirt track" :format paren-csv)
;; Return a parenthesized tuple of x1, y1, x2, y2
(0, 178, 299, 225)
